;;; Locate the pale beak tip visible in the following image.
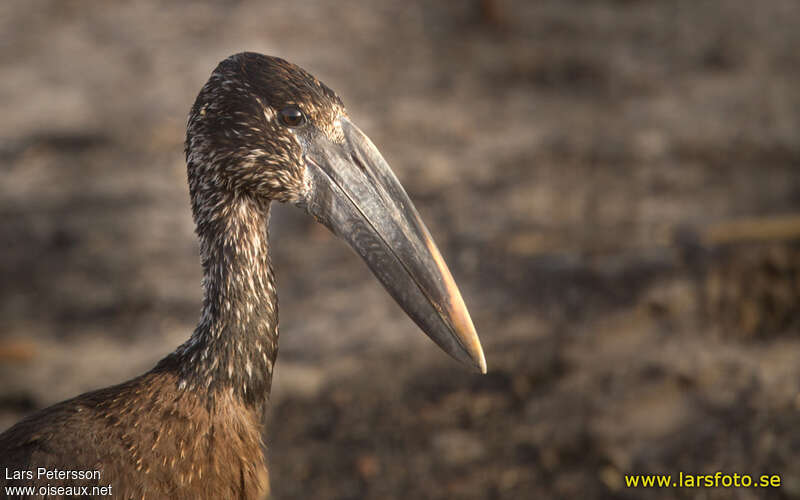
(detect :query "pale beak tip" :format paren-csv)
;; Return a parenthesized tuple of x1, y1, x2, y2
(477, 351, 488, 374)
(469, 337, 487, 374)
(451, 315, 487, 374)
(457, 321, 487, 374)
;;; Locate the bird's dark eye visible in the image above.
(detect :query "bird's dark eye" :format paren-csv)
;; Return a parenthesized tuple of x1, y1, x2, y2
(279, 107, 306, 127)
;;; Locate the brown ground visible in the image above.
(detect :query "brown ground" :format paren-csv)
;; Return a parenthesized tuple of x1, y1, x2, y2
(2, 1, 800, 499)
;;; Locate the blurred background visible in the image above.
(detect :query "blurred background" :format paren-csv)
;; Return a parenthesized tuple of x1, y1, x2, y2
(1, 1, 800, 498)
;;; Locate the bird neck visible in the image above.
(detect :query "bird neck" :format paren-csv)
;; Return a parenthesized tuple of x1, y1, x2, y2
(173, 191, 279, 410)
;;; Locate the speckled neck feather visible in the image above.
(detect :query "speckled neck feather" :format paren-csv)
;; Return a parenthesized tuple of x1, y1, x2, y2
(168, 191, 278, 410)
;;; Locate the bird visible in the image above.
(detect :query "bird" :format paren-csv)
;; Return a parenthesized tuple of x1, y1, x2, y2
(0, 52, 486, 499)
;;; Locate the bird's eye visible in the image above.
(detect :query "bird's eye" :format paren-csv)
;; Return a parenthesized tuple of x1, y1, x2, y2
(279, 107, 306, 127)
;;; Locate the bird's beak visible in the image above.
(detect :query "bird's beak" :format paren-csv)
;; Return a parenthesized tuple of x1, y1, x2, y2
(298, 117, 486, 373)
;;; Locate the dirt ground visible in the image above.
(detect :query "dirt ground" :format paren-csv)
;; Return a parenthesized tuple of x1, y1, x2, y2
(2, 1, 800, 498)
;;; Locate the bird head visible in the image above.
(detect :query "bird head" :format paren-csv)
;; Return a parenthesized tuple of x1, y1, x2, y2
(186, 52, 486, 373)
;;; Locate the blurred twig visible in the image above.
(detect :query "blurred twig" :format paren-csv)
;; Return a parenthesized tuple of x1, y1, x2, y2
(0, 339, 37, 363)
(704, 214, 800, 246)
